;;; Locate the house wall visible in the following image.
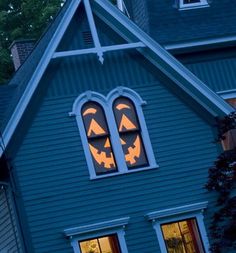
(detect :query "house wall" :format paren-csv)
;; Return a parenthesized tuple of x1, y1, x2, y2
(178, 47, 236, 93)
(10, 8, 221, 253)
(0, 185, 23, 253)
(11, 51, 220, 253)
(142, 0, 236, 45)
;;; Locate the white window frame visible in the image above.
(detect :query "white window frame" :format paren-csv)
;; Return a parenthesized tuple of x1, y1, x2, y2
(70, 87, 158, 180)
(64, 217, 129, 253)
(146, 202, 210, 253)
(179, 0, 209, 10)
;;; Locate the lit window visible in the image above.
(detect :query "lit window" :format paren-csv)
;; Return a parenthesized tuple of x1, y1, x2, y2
(81, 102, 117, 175)
(70, 87, 157, 179)
(80, 234, 121, 253)
(64, 217, 129, 253)
(146, 202, 210, 253)
(161, 219, 205, 253)
(179, 0, 209, 10)
(113, 97, 148, 169)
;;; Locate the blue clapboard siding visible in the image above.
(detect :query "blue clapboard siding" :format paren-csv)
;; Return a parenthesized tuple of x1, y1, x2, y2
(0, 85, 16, 132)
(188, 61, 236, 93)
(12, 50, 219, 253)
(11, 9, 219, 253)
(142, 0, 236, 45)
(183, 49, 236, 93)
(0, 186, 22, 253)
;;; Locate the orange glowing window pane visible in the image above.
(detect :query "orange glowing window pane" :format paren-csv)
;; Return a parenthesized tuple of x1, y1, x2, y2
(82, 102, 117, 175)
(161, 219, 205, 253)
(113, 97, 148, 169)
(82, 103, 108, 138)
(79, 235, 121, 253)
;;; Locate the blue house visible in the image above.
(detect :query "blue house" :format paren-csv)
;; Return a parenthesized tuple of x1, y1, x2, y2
(0, 0, 236, 252)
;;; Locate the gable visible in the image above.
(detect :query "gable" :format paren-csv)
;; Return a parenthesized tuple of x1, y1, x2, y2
(11, 51, 219, 252)
(1, 0, 233, 158)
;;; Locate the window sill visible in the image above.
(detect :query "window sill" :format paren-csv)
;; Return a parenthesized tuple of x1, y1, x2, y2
(90, 164, 159, 180)
(179, 3, 209, 10)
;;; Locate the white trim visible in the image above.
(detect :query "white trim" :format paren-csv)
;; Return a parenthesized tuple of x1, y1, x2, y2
(217, 89, 236, 100)
(117, 0, 125, 12)
(179, 0, 209, 10)
(164, 35, 236, 52)
(88, 165, 158, 180)
(0, 0, 82, 157)
(83, 0, 104, 63)
(146, 202, 210, 253)
(146, 201, 208, 221)
(52, 42, 146, 59)
(64, 217, 130, 237)
(65, 217, 129, 253)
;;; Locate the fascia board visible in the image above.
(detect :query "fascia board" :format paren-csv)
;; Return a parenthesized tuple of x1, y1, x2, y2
(93, 0, 234, 117)
(0, 0, 82, 157)
(164, 35, 236, 54)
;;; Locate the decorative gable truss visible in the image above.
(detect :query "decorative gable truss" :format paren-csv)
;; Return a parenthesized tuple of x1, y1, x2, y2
(0, 0, 234, 157)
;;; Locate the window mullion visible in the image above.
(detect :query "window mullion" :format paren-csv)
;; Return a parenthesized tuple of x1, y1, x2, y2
(135, 103, 157, 168)
(105, 107, 127, 173)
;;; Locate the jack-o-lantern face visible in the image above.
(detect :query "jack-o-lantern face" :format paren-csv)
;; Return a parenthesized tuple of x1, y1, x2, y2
(82, 102, 117, 175)
(113, 98, 148, 169)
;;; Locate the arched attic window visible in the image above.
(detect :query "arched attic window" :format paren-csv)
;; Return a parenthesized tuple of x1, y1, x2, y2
(113, 97, 148, 169)
(70, 87, 157, 179)
(81, 102, 117, 175)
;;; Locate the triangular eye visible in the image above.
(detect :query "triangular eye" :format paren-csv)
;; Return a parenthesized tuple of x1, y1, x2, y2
(87, 118, 106, 137)
(82, 102, 109, 138)
(119, 114, 137, 131)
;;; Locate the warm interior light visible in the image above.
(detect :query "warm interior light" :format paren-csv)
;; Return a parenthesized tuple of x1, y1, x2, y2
(79, 235, 120, 253)
(161, 219, 204, 253)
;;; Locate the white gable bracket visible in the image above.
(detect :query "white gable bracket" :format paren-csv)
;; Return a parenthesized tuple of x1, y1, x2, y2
(52, 42, 146, 59)
(83, 0, 104, 63)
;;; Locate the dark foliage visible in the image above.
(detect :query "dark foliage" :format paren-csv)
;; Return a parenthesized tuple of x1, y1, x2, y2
(206, 112, 236, 252)
(0, 0, 64, 84)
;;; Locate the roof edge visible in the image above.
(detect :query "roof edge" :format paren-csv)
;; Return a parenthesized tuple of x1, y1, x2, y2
(164, 35, 236, 54)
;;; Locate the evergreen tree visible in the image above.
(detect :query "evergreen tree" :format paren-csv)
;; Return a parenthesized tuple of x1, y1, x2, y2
(0, 0, 64, 84)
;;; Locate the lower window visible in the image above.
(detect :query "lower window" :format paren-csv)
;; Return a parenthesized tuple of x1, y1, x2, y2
(146, 202, 209, 253)
(161, 218, 205, 253)
(79, 234, 121, 253)
(64, 217, 129, 253)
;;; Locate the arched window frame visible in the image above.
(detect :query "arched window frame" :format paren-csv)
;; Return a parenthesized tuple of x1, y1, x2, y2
(70, 87, 157, 179)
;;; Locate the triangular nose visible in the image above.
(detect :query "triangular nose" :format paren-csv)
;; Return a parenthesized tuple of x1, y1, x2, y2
(104, 138, 111, 148)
